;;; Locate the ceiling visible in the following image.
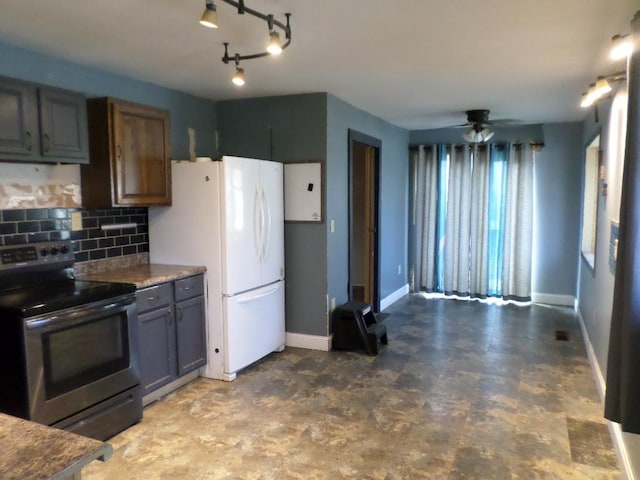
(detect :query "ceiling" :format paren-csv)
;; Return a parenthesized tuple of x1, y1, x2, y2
(0, 0, 636, 130)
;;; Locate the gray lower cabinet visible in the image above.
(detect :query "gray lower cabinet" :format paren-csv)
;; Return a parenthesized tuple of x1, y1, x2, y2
(137, 274, 206, 397)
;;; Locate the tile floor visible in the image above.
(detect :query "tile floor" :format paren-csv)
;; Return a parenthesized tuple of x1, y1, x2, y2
(84, 295, 620, 479)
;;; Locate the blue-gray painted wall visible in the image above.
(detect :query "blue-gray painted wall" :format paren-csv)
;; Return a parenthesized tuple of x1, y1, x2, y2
(535, 123, 583, 297)
(326, 94, 410, 308)
(0, 41, 217, 160)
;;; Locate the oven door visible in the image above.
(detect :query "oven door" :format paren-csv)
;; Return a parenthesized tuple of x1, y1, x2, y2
(24, 293, 139, 426)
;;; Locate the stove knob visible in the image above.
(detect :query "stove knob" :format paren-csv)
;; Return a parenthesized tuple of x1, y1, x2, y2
(60, 245, 69, 254)
(40, 247, 49, 257)
(50, 246, 59, 255)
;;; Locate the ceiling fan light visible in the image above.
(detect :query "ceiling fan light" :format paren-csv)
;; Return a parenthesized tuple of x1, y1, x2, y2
(463, 126, 494, 143)
(610, 34, 632, 60)
(267, 31, 282, 55)
(232, 67, 245, 86)
(200, 1, 219, 28)
(481, 128, 494, 142)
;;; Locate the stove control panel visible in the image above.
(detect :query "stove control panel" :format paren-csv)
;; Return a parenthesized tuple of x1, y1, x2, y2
(0, 241, 75, 271)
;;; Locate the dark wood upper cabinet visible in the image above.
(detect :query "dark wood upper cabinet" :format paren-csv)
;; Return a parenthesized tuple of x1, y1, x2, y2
(0, 77, 88, 164)
(82, 97, 172, 208)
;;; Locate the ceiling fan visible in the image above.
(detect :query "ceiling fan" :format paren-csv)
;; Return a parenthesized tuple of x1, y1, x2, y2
(455, 109, 513, 143)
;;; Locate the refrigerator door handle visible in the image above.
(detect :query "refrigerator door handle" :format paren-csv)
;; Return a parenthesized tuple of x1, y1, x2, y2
(235, 284, 281, 304)
(253, 187, 263, 262)
(261, 187, 272, 261)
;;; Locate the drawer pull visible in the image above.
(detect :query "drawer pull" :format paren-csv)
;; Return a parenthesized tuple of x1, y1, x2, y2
(147, 295, 159, 304)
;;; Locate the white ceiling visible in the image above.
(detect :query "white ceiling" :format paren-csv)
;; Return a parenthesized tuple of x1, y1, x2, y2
(0, 0, 637, 129)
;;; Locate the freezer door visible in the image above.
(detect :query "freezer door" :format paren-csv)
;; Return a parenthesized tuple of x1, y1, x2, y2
(221, 156, 262, 294)
(223, 281, 285, 375)
(259, 160, 285, 284)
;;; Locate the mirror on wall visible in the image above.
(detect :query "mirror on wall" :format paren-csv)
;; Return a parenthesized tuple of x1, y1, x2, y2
(581, 133, 601, 272)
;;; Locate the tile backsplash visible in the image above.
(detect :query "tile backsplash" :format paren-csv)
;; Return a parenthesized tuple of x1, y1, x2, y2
(0, 207, 148, 262)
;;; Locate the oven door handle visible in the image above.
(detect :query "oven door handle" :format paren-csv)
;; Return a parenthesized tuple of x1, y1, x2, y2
(25, 295, 135, 331)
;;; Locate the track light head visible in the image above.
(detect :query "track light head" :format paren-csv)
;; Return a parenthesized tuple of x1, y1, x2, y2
(200, 0, 219, 28)
(267, 31, 282, 55)
(232, 67, 245, 86)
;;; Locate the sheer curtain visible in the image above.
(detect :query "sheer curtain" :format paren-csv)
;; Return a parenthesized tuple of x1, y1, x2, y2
(409, 146, 438, 292)
(409, 142, 535, 300)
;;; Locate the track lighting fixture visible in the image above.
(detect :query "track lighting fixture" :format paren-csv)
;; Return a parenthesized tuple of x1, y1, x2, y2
(199, 0, 292, 86)
(199, 0, 219, 28)
(579, 71, 626, 108)
(610, 34, 632, 61)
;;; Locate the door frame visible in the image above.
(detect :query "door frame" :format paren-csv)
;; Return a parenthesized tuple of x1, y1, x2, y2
(348, 129, 381, 312)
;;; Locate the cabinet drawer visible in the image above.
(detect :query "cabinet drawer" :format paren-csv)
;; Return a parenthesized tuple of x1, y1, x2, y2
(136, 283, 173, 313)
(174, 274, 204, 302)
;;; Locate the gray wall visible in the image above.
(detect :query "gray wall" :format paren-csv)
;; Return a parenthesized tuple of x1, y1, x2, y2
(410, 123, 582, 299)
(327, 94, 410, 309)
(217, 93, 329, 336)
(0, 41, 217, 160)
(534, 123, 583, 297)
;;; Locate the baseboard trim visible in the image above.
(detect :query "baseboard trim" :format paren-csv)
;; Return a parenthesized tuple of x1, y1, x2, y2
(285, 332, 332, 351)
(531, 292, 575, 306)
(577, 308, 635, 480)
(380, 283, 409, 311)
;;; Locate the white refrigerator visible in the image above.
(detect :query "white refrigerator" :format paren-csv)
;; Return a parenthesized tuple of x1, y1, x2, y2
(148, 156, 285, 381)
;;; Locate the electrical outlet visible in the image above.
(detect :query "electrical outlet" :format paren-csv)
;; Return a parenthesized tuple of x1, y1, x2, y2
(71, 212, 83, 231)
(398, 264, 402, 275)
(330, 220, 335, 233)
(331, 298, 336, 310)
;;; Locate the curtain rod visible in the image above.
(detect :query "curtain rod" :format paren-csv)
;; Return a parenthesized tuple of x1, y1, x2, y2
(409, 141, 544, 150)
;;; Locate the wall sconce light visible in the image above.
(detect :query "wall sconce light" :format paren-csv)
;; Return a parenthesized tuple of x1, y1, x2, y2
(579, 71, 626, 108)
(610, 34, 632, 61)
(199, 0, 292, 86)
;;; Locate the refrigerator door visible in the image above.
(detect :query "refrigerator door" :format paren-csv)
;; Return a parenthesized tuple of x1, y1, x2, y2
(259, 160, 285, 284)
(223, 280, 285, 375)
(221, 156, 262, 295)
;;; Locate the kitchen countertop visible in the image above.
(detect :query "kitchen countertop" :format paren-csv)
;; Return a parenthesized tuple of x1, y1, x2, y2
(0, 413, 112, 480)
(78, 263, 206, 289)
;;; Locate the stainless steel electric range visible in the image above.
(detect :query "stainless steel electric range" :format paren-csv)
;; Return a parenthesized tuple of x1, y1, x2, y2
(0, 240, 142, 440)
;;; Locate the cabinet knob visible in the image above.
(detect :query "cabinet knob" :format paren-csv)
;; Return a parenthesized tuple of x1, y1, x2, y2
(177, 306, 183, 322)
(166, 309, 173, 325)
